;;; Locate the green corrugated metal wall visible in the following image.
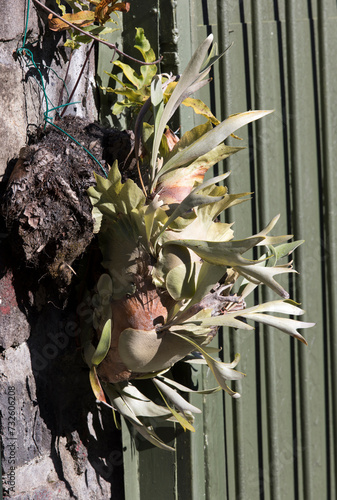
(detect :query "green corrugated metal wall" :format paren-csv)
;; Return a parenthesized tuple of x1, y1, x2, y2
(98, 1, 337, 498)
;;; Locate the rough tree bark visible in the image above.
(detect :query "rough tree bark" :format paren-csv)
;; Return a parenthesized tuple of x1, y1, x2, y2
(0, 2, 126, 498)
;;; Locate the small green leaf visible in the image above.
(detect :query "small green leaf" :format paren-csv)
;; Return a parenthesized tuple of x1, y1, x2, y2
(134, 27, 157, 63)
(56, 0, 66, 15)
(91, 319, 111, 366)
(140, 63, 157, 88)
(64, 39, 81, 50)
(113, 61, 143, 89)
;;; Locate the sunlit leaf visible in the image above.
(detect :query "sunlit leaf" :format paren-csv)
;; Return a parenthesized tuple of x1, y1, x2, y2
(95, 0, 130, 25)
(143, 194, 164, 242)
(234, 263, 296, 298)
(158, 375, 220, 394)
(119, 384, 173, 418)
(206, 353, 244, 398)
(153, 380, 196, 432)
(113, 61, 144, 89)
(166, 236, 265, 267)
(150, 35, 215, 176)
(154, 378, 201, 415)
(48, 11, 95, 31)
(151, 76, 164, 159)
(157, 171, 230, 236)
(104, 384, 175, 451)
(118, 327, 194, 373)
(273, 240, 304, 260)
(242, 313, 312, 344)
(185, 299, 313, 344)
(165, 82, 220, 125)
(166, 262, 196, 300)
(106, 384, 174, 442)
(134, 27, 157, 63)
(157, 143, 243, 204)
(153, 110, 273, 188)
(170, 332, 245, 398)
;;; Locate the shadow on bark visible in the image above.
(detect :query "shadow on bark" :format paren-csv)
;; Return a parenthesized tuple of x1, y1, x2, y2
(0, 117, 136, 499)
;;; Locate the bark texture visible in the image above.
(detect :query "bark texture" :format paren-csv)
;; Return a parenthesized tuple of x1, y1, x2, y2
(0, 2, 130, 497)
(0, 119, 132, 499)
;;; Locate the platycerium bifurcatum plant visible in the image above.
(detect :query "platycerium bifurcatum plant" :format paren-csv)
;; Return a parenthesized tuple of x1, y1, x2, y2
(83, 34, 314, 451)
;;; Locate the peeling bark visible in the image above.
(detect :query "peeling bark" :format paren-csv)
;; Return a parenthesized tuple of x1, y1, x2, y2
(0, 116, 135, 499)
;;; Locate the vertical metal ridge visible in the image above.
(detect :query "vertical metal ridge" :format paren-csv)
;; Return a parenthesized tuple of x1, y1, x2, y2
(216, 2, 237, 498)
(216, 0, 232, 119)
(116, 2, 334, 499)
(251, 2, 270, 226)
(251, 4, 281, 500)
(306, 2, 332, 497)
(122, 419, 141, 499)
(285, 4, 313, 500)
(231, 381, 246, 500)
(318, 2, 337, 495)
(220, 2, 254, 498)
(272, 4, 299, 495)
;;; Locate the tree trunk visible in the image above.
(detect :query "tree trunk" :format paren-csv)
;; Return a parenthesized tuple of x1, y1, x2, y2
(0, 2, 125, 498)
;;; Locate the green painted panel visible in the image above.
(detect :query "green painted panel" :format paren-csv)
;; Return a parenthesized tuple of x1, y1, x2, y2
(97, 28, 125, 128)
(318, 3, 337, 497)
(96, 1, 336, 498)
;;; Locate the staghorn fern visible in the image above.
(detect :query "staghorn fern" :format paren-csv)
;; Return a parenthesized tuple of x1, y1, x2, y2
(83, 34, 314, 450)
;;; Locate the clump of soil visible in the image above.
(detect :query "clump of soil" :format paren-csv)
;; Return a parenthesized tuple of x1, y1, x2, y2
(1, 116, 135, 295)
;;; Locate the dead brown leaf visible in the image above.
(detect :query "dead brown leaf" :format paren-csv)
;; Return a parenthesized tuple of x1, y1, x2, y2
(48, 11, 95, 32)
(95, 0, 130, 25)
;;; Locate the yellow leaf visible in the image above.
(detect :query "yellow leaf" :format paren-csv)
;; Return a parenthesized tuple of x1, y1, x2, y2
(48, 11, 95, 31)
(164, 82, 220, 125)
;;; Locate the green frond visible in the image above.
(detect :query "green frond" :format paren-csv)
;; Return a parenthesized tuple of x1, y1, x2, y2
(83, 32, 314, 450)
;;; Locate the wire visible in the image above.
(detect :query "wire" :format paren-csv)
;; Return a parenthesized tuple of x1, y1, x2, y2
(17, 0, 108, 178)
